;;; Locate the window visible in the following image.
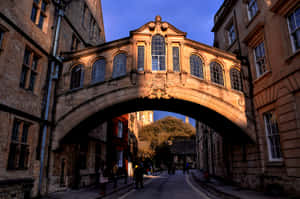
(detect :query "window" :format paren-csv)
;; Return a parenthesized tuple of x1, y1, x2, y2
(173, 47, 180, 72)
(287, 7, 300, 52)
(89, 15, 96, 40)
(70, 65, 84, 89)
(264, 111, 282, 161)
(7, 119, 30, 170)
(0, 29, 4, 50)
(210, 62, 224, 86)
(112, 53, 127, 78)
(247, 0, 258, 20)
(152, 35, 165, 71)
(230, 68, 243, 91)
(117, 151, 123, 168)
(137, 46, 144, 71)
(92, 59, 106, 83)
(71, 33, 80, 51)
(81, 3, 87, 27)
(20, 48, 39, 92)
(254, 42, 267, 77)
(227, 23, 236, 45)
(190, 55, 204, 78)
(31, 0, 48, 30)
(117, 121, 123, 138)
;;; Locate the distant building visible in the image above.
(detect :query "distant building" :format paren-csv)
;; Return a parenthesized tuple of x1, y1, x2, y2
(171, 139, 196, 169)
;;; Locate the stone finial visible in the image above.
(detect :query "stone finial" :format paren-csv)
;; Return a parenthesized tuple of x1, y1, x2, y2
(155, 15, 162, 23)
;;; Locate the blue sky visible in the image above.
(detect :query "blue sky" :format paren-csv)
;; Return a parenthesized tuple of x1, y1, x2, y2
(102, 0, 223, 126)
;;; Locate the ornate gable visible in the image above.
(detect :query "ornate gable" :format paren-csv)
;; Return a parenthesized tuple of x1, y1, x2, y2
(130, 15, 187, 37)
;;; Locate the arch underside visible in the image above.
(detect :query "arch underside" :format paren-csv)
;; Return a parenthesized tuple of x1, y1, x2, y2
(53, 78, 254, 150)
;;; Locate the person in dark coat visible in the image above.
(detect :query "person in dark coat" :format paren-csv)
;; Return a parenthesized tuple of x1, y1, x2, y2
(134, 164, 144, 189)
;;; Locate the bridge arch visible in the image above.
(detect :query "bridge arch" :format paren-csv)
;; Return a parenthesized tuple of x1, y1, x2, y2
(54, 17, 255, 150)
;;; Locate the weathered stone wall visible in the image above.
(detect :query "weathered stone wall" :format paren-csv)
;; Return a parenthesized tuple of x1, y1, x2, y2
(212, 0, 300, 196)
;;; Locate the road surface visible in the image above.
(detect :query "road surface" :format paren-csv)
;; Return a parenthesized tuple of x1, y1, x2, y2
(118, 171, 210, 199)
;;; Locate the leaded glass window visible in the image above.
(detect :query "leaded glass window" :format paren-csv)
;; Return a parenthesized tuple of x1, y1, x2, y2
(210, 62, 224, 86)
(190, 55, 203, 78)
(288, 7, 300, 51)
(264, 111, 282, 161)
(247, 0, 258, 20)
(254, 42, 267, 77)
(31, 0, 47, 30)
(173, 47, 180, 72)
(7, 119, 30, 170)
(92, 59, 106, 83)
(152, 35, 165, 71)
(112, 53, 127, 78)
(228, 24, 236, 45)
(230, 68, 242, 91)
(137, 46, 144, 71)
(70, 65, 84, 89)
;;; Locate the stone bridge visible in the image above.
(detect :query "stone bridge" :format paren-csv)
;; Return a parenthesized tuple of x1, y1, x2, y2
(52, 16, 255, 150)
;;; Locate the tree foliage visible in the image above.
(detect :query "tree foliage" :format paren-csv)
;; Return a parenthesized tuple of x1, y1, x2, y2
(138, 116, 195, 160)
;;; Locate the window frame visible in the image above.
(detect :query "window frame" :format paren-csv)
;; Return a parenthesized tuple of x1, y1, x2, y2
(117, 121, 123, 138)
(112, 53, 127, 78)
(70, 64, 84, 90)
(263, 111, 282, 162)
(190, 54, 204, 79)
(253, 41, 267, 78)
(151, 35, 166, 71)
(230, 68, 243, 91)
(20, 47, 40, 92)
(227, 23, 236, 45)
(30, 0, 48, 30)
(173, 46, 180, 72)
(7, 119, 31, 170)
(91, 59, 106, 84)
(137, 45, 145, 72)
(287, 6, 300, 53)
(247, 0, 258, 21)
(210, 62, 224, 86)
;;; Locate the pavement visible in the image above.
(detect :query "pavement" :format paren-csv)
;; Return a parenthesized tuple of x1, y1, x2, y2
(191, 169, 292, 199)
(42, 176, 135, 199)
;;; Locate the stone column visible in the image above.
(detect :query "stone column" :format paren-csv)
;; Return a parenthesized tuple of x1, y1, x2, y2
(167, 41, 172, 72)
(145, 41, 151, 72)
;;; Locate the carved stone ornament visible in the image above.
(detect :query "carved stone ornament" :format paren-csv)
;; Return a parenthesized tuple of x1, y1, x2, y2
(149, 22, 155, 30)
(161, 22, 168, 31)
(147, 88, 172, 99)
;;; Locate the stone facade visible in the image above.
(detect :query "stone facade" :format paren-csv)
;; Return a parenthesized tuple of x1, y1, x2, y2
(195, 0, 300, 196)
(0, 0, 105, 197)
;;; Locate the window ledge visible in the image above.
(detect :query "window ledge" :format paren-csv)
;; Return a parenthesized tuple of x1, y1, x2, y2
(253, 70, 271, 84)
(266, 160, 284, 167)
(246, 10, 260, 29)
(285, 48, 300, 64)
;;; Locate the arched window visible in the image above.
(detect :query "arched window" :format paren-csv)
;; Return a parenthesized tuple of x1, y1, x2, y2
(70, 64, 84, 89)
(112, 53, 127, 78)
(151, 35, 165, 71)
(230, 68, 242, 91)
(190, 55, 204, 78)
(210, 62, 224, 86)
(92, 59, 106, 83)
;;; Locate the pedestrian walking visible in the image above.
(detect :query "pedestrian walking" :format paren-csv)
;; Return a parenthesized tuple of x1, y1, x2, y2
(134, 164, 144, 189)
(112, 163, 118, 188)
(123, 167, 128, 184)
(99, 163, 109, 196)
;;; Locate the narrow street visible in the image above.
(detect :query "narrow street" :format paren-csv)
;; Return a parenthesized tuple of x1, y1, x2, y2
(117, 171, 209, 199)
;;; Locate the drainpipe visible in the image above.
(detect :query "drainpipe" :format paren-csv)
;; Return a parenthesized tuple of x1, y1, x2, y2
(38, 2, 64, 195)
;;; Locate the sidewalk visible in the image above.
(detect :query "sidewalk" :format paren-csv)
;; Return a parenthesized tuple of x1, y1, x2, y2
(191, 170, 291, 199)
(43, 177, 134, 199)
